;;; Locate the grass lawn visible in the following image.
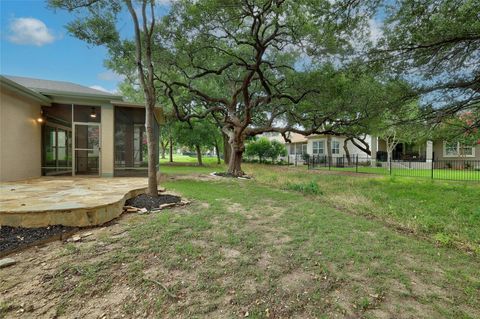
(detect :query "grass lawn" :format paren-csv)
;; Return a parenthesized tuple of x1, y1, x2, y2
(312, 165, 480, 181)
(1, 162, 479, 318)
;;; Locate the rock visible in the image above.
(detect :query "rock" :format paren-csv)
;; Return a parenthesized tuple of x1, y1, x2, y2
(126, 208, 138, 213)
(0, 258, 16, 268)
(159, 203, 177, 210)
(158, 187, 166, 193)
(81, 232, 93, 238)
(138, 208, 148, 214)
(72, 235, 81, 242)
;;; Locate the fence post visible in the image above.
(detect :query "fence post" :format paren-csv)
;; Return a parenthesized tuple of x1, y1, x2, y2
(431, 158, 434, 179)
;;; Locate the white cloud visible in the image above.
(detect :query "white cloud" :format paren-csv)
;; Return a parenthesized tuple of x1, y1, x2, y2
(368, 18, 383, 44)
(8, 18, 56, 46)
(97, 70, 125, 82)
(89, 85, 118, 94)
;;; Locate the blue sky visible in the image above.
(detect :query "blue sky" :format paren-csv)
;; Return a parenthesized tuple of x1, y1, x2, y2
(0, 0, 129, 93)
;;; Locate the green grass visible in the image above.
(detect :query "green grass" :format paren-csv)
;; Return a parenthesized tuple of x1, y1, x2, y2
(3, 163, 478, 318)
(246, 164, 480, 252)
(44, 175, 480, 318)
(312, 165, 480, 181)
(160, 154, 220, 165)
(158, 159, 480, 250)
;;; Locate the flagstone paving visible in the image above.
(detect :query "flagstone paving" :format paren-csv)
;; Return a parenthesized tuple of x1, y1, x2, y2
(0, 177, 147, 227)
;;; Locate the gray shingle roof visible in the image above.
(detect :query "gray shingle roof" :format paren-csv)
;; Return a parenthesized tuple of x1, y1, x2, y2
(4, 75, 118, 97)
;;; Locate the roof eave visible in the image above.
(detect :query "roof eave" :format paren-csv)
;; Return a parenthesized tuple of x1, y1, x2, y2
(39, 89, 124, 101)
(0, 76, 52, 105)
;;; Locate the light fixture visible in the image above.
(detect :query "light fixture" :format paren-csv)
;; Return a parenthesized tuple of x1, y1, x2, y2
(90, 107, 97, 118)
(37, 110, 45, 123)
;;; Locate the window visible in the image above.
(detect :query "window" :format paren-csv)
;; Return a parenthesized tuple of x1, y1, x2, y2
(313, 141, 325, 155)
(443, 141, 475, 157)
(332, 140, 340, 155)
(289, 144, 295, 155)
(445, 142, 458, 156)
(460, 144, 474, 156)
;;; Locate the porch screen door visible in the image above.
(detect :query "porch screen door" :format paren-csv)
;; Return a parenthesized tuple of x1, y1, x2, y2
(73, 123, 101, 175)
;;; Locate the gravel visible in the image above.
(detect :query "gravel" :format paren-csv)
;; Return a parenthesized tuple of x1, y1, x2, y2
(124, 194, 181, 211)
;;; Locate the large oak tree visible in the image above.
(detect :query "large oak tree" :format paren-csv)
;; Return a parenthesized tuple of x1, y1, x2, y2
(155, 0, 379, 176)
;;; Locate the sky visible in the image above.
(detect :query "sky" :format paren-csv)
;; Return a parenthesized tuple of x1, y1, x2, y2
(0, 0, 132, 93)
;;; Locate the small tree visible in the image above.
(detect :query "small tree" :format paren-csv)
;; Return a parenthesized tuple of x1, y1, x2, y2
(50, 0, 161, 196)
(245, 138, 271, 163)
(374, 102, 425, 169)
(267, 140, 287, 164)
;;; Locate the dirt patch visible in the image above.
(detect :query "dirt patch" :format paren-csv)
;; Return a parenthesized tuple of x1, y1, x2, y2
(0, 225, 76, 256)
(221, 247, 241, 259)
(125, 194, 181, 210)
(279, 270, 311, 292)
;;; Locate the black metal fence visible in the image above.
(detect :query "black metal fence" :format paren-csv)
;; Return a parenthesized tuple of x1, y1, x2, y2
(307, 155, 480, 181)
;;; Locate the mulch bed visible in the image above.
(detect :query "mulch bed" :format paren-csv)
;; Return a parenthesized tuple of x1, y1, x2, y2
(212, 172, 252, 179)
(125, 194, 181, 211)
(0, 225, 76, 256)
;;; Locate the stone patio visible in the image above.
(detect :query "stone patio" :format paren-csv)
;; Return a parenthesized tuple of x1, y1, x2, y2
(0, 177, 147, 228)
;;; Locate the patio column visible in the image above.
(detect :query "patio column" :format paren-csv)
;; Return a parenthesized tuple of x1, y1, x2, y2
(370, 135, 377, 166)
(101, 104, 114, 177)
(426, 140, 433, 163)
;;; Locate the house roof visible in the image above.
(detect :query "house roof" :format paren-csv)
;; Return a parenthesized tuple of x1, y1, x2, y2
(0, 76, 52, 105)
(285, 132, 308, 143)
(4, 75, 123, 100)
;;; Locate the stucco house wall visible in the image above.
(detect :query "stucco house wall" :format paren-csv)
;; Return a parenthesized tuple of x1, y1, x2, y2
(0, 87, 42, 181)
(306, 135, 372, 159)
(433, 140, 480, 161)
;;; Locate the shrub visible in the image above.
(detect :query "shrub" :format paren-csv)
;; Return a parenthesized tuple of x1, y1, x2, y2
(284, 181, 322, 195)
(245, 138, 287, 163)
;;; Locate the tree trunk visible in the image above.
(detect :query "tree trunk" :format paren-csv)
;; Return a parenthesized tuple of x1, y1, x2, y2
(326, 136, 332, 166)
(169, 137, 174, 162)
(214, 140, 221, 164)
(343, 139, 351, 165)
(223, 132, 231, 164)
(227, 132, 245, 177)
(160, 141, 167, 159)
(145, 103, 158, 196)
(195, 144, 203, 166)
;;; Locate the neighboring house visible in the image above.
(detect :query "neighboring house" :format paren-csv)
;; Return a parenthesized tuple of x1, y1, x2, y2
(375, 138, 480, 162)
(264, 132, 480, 166)
(0, 75, 163, 182)
(264, 132, 372, 164)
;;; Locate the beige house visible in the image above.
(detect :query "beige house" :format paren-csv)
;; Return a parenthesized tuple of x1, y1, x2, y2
(271, 132, 479, 166)
(278, 132, 372, 164)
(0, 75, 162, 182)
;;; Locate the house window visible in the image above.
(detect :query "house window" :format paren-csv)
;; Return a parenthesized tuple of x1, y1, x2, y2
(445, 142, 458, 156)
(460, 144, 474, 156)
(313, 141, 325, 155)
(332, 140, 340, 155)
(443, 141, 475, 157)
(289, 144, 295, 155)
(295, 143, 305, 155)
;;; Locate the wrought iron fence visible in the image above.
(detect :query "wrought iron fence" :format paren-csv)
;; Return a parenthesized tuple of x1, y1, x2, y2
(308, 155, 480, 181)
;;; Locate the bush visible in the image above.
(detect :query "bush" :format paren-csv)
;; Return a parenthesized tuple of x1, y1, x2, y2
(245, 138, 287, 163)
(284, 181, 322, 195)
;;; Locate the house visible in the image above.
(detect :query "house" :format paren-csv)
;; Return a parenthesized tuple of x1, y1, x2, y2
(0, 75, 162, 182)
(269, 132, 480, 166)
(277, 132, 372, 164)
